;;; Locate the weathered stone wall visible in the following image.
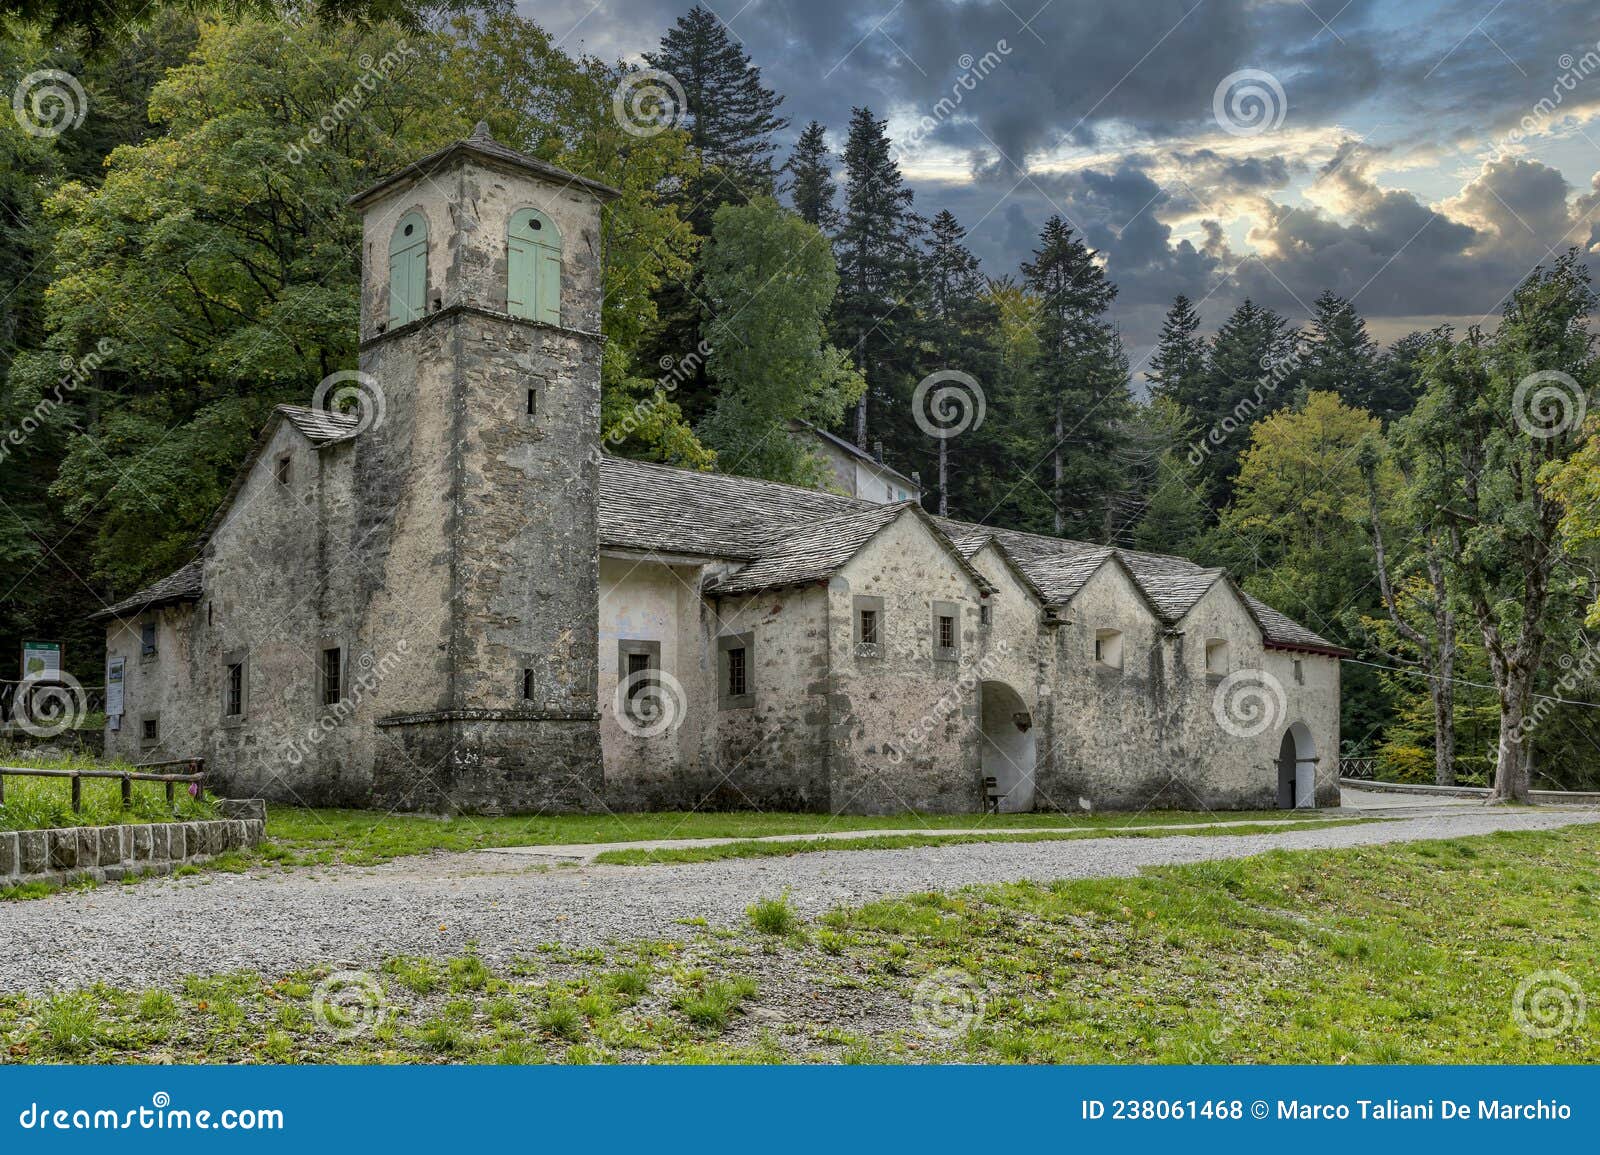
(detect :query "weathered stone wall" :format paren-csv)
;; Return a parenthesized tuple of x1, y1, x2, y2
(827, 515, 985, 813)
(103, 603, 198, 765)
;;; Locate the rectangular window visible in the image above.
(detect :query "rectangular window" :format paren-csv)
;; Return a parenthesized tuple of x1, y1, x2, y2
(322, 647, 343, 707)
(1205, 638, 1230, 675)
(140, 621, 157, 657)
(860, 609, 879, 646)
(275, 454, 291, 485)
(938, 615, 954, 650)
(1094, 628, 1123, 670)
(141, 716, 158, 742)
(615, 641, 662, 720)
(852, 595, 885, 659)
(523, 668, 535, 701)
(931, 599, 961, 663)
(979, 602, 991, 627)
(1293, 659, 1304, 685)
(225, 662, 244, 717)
(717, 632, 754, 708)
(527, 388, 538, 417)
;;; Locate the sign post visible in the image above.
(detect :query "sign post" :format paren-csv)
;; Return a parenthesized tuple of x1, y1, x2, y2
(20, 640, 62, 681)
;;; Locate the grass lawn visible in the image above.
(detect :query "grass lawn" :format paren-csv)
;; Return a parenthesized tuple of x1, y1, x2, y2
(4, 824, 1596, 1063)
(263, 804, 1342, 866)
(0, 748, 215, 831)
(591, 819, 1373, 864)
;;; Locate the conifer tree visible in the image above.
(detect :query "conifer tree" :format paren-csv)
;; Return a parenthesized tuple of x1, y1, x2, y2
(1300, 290, 1382, 414)
(1148, 294, 1207, 410)
(1190, 299, 1296, 506)
(1020, 215, 1130, 539)
(785, 120, 837, 231)
(834, 106, 922, 448)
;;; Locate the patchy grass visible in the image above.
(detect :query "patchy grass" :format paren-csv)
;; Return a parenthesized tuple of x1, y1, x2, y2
(260, 805, 1342, 867)
(4, 824, 1598, 1064)
(0, 748, 214, 831)
(746, 894, 801, 936)
(593, 819, 1375, 865)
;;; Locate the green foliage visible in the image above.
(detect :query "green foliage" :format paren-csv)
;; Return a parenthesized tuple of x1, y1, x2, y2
(745, 893, 799, 935)
(0, 748, 215, 830)
(696, 198, 862, 484)
(785, 120, 836, 230)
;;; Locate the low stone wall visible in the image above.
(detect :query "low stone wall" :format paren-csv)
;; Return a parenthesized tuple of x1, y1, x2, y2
(1339, 777, 1600, 806)
(0, 813, 264, 887)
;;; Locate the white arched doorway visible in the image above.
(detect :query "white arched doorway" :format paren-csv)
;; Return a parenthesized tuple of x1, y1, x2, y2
(980, 681, 1036, 812)
(1276, 721, 1317, 808)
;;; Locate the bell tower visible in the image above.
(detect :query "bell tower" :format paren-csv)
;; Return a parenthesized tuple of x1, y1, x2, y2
(348, 124, 615, 813)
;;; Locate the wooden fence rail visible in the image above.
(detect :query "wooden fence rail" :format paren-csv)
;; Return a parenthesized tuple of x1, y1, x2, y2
(0, 758, 205, 812)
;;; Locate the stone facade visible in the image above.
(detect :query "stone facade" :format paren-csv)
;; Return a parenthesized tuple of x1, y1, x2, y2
(95, 129, 1345, 817)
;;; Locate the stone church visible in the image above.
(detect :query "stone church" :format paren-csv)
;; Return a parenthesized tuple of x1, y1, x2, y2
(93, 127, 1345, 816)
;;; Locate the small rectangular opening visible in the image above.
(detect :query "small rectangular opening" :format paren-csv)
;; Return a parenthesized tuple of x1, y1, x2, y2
(727, 646, 747, 698)
(225, 662, 244, 716)
(1293, 658, 1304, 685)
(1205, 638, 1230, 675)
(937, 615, 955, 651)
(1094, 628, 1123, 670)
(526, 388, 538, 417)
(322, 647, 343, 707)
(522, 668, 535, 701)
(860, 609, 879, 647)
(140, 621, 157, 657)
(275, 454, 292, 485)
(141, 716, 158, 742)
(626, 651, 651, 704)
(979, 602, 991, 626)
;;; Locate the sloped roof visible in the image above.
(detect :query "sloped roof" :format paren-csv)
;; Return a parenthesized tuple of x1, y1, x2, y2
(91, 441, 1343, 654)
(791, 420, 922, 492)
(279, 404, 362, 445)
(89, 561, 202, 622)
(348, 123, 621, 209)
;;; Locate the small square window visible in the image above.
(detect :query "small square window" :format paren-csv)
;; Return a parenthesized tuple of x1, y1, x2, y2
(140, 621, 157, 657)
(1094, 628, 1123, 670)
(141, 716, 158, 742)
(1205, 638, 1230, 676)
(322, 647, 343, 707)
(275, 454, 292, 485)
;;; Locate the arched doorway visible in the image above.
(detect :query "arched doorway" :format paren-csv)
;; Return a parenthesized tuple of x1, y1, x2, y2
(1276, 721, 1317, 808)
(980, 681, 1036, 812)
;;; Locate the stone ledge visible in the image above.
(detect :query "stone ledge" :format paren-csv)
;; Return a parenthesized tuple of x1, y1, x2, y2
(0, 817, 265, 888)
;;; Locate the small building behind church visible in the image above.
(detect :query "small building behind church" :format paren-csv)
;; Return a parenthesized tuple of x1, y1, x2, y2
(93, 127, 1346, 816)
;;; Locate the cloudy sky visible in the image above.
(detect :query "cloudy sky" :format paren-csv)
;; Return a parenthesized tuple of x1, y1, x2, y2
(536, 0, 1600, 371)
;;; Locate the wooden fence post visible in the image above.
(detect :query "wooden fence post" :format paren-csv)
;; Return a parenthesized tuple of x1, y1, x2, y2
(165, 780, 175, 805)
(70, 772, 81, 813)
(121, 773, 132, 808)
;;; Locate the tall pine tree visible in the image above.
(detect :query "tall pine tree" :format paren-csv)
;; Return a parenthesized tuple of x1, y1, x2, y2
(834, 106, 922, 448)
(1190, 299, 1296, 506)
(784, 120, 837, 231)
(1300, 290, 1382, 414)
(1148, 294, 1206, 410)
(1020, 215, 1130, 538)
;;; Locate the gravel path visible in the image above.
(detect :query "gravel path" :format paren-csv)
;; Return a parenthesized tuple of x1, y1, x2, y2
(3, 805, 1594, 994)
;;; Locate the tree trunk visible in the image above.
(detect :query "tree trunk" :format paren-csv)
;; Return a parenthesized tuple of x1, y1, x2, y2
(1430, 550, 1455, 786)
(1053, 400, 1063, 535)
(938, 437, 948, 517)
(1489, 678, 1532, 802)
(855, 391, 867, 449)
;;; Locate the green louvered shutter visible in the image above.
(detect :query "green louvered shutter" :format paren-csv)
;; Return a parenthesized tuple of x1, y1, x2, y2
(508, 208, 561, 325)
(388, 211, 428, 326)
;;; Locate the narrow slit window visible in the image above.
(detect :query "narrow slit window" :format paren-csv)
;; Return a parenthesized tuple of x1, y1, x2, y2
(526, 388, 538, 417)
(322, 647, 343, 707)
(225, 662, 244, 716)
(522, 668, 535, 701)
(1293, 659, 1304, 685)
(275, 454, 292, 485)
(140, 621, 157, 657)
(979, 602, 991, 626)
